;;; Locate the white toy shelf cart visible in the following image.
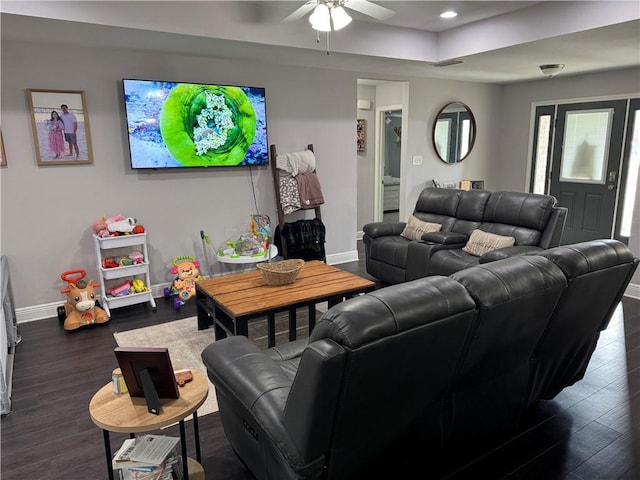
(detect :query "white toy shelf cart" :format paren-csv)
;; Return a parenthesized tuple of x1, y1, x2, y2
(93, 233, 156, 316)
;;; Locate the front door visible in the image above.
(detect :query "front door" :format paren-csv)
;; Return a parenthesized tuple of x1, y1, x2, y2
(549, 100, 627, 244)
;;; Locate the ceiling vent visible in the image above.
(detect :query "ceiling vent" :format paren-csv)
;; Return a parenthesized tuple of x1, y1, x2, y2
(432, 59, 464, 68)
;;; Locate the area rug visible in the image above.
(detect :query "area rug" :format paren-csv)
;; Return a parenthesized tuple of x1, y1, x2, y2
(113, 317, 219, 418)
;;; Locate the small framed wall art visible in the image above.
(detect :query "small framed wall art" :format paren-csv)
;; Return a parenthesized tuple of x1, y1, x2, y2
(27, 89, 93, 166)
(357, 118, 366, 152)
(0, 131, 6, 167)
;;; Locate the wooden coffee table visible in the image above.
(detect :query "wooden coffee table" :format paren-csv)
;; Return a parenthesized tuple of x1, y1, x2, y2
(196, 260, 376, 347)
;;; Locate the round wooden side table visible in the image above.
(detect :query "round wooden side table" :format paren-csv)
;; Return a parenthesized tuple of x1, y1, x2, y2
(89, 369, 208, 480)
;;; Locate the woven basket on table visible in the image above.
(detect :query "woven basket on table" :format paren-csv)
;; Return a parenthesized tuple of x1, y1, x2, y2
(256, 259, 305, 286)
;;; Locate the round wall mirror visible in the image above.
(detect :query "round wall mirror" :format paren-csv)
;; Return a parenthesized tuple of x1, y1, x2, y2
(432, 102, 476, 164)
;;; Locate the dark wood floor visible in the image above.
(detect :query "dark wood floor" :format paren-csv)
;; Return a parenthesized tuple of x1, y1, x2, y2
(1, 251, 639, 480)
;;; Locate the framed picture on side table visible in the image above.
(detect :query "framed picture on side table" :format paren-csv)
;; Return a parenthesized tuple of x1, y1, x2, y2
(27, 89, 93, 166)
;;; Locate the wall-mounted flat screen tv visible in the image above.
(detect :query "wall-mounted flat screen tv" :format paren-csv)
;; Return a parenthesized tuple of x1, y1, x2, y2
(122, 79, 268, 169)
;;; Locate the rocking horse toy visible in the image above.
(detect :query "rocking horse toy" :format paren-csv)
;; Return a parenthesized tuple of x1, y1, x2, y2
(57, 269, 110, 331)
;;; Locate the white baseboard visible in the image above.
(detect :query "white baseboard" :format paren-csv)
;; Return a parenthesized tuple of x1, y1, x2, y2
(16, 282, 174, 324)
(15, 266, 639, 323)
(326, 250, 359, 265)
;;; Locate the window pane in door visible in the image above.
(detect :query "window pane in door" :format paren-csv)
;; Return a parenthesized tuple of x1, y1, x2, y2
(533, 115, 552, 194)
(620, 109, 639, 237)
(559, 109, 612, 184)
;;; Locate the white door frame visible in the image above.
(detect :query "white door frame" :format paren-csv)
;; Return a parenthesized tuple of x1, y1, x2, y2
(374, 104, 403, 222)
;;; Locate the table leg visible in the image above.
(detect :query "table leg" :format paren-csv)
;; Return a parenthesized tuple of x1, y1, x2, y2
(179, 419, 189, 479)
(213, 306, 228, 342)
(196, 290, 213, 330)
(193, 411, 202, 463)
(328, 296, 341, 308)
(102, 429, 114, 480)
(289, 307, 297, 341)
(308, 304, 316, 333)
(267, 313, 276, 348)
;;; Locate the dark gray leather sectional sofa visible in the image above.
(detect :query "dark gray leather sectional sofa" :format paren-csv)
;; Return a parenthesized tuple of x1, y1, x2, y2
(363, 187, 568, 284)
(201, 239, 638, 480)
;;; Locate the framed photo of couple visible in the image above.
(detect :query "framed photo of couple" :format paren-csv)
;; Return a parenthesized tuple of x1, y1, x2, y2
(27, 89, 93, 166)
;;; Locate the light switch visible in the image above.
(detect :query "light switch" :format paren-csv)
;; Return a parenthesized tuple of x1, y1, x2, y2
(412, 155, 423, 165)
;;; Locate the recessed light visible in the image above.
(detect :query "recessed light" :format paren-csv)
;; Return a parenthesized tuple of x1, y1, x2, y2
(440, 10, 458, 19)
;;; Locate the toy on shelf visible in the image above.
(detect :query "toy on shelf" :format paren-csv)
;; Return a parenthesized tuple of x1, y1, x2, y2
(107, 280, 132, 297)
(101, 250, 144, 268)
(130, 278, 149, 294)
(57, 269, 110, 331)
(163, 255, 205, 310)
(92, 215, 146, 238)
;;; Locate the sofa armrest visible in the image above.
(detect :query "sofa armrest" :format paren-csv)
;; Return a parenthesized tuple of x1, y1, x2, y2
(363, 221, 406, 239)
(421, 231, 469, 245)
(479, 245, 543, 263)
(405, 240, 466, 281)
(265, 338, 308, 361)
(202, 336, 293, 412)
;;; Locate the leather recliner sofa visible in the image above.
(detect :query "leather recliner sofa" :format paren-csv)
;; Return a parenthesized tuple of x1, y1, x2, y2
(201, 239, 638, 480)
(362, 187, 568, 284)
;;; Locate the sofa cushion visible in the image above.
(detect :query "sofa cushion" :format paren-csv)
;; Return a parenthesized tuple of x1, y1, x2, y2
(463, 230, 516, 257)
(401, 215, 442, 240)
(484, 191, 556, 230)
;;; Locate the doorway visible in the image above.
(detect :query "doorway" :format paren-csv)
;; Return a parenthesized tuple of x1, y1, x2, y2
(374, 105, 402, 222)
(530, 98, 639, 244)
(380, 109, 402, 222)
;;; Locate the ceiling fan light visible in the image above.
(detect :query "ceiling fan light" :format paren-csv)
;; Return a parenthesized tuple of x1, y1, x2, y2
(331, 6, 352, 30)
(309, 4, 331, 32)
(539, 64, 565, 77)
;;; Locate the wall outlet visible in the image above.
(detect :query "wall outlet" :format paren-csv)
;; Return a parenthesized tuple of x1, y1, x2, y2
(412, 155, 423, 165)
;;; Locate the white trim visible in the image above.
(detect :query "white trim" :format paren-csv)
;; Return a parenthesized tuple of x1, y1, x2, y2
(374, 104, 403, 223)
(356, 230, 364, 240)
(326, 250, 359, 265)
(17, 262, 638, 323)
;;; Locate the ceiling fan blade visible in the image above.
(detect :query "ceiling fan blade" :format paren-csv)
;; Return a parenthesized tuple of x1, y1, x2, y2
(345, 0, 395, 21)
(282, 1, 318, 23)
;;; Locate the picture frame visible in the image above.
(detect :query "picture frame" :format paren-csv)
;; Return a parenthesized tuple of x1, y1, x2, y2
(357, 118, 366, 152)
(0, 131, 6, 167)
(27, 89, 93, 166)
(114, 347, 180, 400)
(471, 180, 485, 190)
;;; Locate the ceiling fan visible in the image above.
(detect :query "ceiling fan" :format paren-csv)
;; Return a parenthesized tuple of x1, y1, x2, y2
(283, 1, 396, 31)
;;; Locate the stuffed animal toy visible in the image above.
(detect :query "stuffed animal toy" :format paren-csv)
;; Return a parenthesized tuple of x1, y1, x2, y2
(108, 217, 137, 234)
(63, 280, 110, 331)
(168, 256, 205, 303)
(92, 215, 125, 237)
(92, 215, 145, 237)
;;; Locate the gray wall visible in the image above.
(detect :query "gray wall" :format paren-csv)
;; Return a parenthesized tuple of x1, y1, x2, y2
(2, 39, 638, 317)
(0, 40, 360, 313)
(356, 84, 376, 234)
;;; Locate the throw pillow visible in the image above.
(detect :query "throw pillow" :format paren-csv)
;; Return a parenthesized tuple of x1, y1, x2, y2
(463, 229, 515, 257)
(401, 215, 442, 241)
